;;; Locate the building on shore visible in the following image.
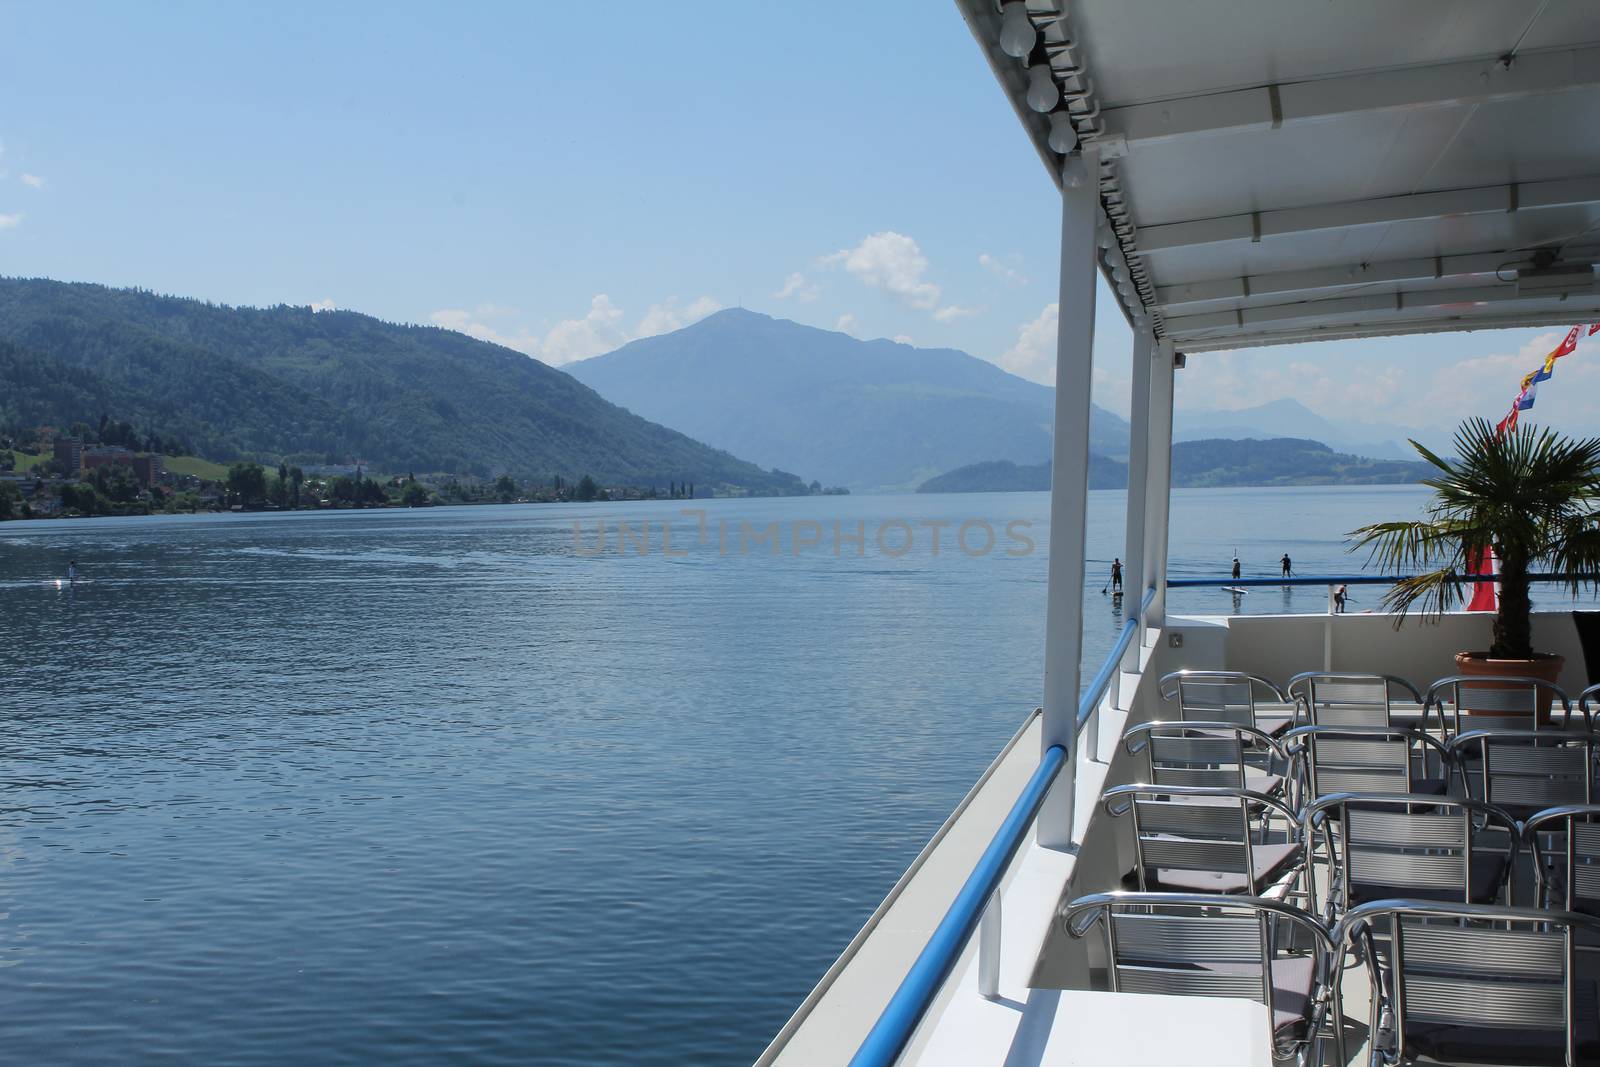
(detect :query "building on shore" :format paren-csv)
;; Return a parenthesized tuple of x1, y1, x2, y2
(79, 446, 167, 487)
(53, 435, 83, 472)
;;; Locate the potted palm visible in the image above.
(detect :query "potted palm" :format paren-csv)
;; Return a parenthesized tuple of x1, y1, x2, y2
(1351, 418, 1600, 707)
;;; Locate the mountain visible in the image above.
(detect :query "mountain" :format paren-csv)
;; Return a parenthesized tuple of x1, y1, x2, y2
(567, 308, 1130, 492)
(1174, 398, 1427, 461)
(916, 456, 1127, 493)
(1176, 398, 1345, 443)
(0, 278, 810, 492)
(916, 438, 1434, 493)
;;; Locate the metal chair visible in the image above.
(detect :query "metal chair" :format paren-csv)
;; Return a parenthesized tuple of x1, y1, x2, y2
(1448, 729, 1598, 823)
(1121, 720, 1287, 798)
(1062, 891, 1344, 1067)
(1336, 900, 1600, 1067)
(1583, 683, 1600, 728)
(1525, 805, 1600, 917)
(1103, 784, 1302, 897)
(1284, 725, 1455, 808)
(1159, 670, 1294, 736)
(1423, 674, 1580, 734)
(1287, 672, 1423, 729)
(1304, 793, 1519, 921)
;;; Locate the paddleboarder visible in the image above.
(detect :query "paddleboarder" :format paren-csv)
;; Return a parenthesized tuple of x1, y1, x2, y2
(1280, 553, 1292, 578)
(1110, 558, 1122, 594)
(67, 559, 78, 582)
(1231, 555, 1241, 581)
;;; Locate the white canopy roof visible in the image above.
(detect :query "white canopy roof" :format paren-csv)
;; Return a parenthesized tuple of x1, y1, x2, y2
(958, 0, 1600, 350)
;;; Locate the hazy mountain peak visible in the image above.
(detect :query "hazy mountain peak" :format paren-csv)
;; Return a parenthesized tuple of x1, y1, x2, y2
(570, 309, 1129, 492)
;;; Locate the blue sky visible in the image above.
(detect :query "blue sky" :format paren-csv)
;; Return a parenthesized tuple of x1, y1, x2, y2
(2, 0, 1596, 443)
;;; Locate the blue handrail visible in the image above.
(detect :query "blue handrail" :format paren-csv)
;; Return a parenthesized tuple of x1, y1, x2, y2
(847, 743, 1067, 1067)
(848, 586, 1154, 1067)
(1166, 572, 1599, 589)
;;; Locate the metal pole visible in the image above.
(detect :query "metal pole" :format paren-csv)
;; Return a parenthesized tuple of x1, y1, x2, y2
(1142, 339, 1176, 633)
(977, 891, 1002, 999)
(1120, 323, 1155, 685)
(1039, 145, 1100, 849)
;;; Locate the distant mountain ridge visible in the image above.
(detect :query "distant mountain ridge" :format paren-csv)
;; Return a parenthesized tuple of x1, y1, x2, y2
(568, 308, 1129, 492)
(0, 278, 810, 492)
(1175, 398, 1432, 461)
(917, 438, 1435, 493)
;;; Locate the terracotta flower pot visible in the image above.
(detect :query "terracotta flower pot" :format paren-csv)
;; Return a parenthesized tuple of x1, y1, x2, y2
(1452, 650, 1565, 722)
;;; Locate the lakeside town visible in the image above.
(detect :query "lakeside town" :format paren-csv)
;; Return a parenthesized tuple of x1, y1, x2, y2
(0, 422, 745, 521)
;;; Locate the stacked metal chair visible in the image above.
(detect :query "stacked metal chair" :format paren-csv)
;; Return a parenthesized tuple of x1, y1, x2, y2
(1065, 667, 1600, 1067)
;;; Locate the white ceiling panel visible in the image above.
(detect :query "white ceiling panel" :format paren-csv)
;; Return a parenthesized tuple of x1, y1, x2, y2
(958, 0, 1600, 348)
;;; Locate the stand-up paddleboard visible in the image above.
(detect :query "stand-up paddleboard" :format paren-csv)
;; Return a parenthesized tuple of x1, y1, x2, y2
(1223, 586, 1249, 594)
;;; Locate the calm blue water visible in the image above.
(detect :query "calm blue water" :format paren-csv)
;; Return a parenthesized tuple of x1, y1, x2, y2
(5, 484, 1579, 1065)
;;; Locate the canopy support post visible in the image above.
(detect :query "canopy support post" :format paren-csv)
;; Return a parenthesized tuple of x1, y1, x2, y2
(1142, 339, 1176, 634)
(1039, 147, 1100, 850)
(1120, 323, 1155, 689)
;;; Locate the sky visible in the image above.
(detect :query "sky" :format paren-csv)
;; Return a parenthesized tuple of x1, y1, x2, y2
(2, 0, 1596, 446)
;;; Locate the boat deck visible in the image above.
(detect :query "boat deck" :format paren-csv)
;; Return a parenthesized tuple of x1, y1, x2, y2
(769, 609, 1597, 1065)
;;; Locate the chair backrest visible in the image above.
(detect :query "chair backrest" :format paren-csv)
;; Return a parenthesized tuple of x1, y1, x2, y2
(1336, 900, 1595, 1067)
(1424, 674, 1577, 733)
(1160, 670, 1286, 729)
(1305, 793, 1519, 912)
(1524, 804, 1600, 916)
(1448, 730, 1597, 815)
(1285, 725, 1452, 802)
(1063, 891, 1343, 1066)
(1104, 784, 1298, 895)
(1583, 684, 1600, 727)
(1123, 721, 1284, 791)
(1288, 672, 1421, 728)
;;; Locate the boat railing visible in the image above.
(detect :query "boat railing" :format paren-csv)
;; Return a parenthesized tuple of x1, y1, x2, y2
(847, 587, 1155, 1067)
(1166, 571, 1597, 588)
(1167, 571, 1600, 613)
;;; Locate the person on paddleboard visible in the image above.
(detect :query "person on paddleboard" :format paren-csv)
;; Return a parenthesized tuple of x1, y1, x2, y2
(1334, 584, 1348, 613)
(1280, 553, 1292, 578)
(1110, 558, 1122, 593)
(67, 560, 78, 581)
(1231, 555, 1241, 581)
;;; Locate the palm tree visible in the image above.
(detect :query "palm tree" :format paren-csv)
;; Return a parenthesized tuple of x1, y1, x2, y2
(1350, 418, 1600, 660)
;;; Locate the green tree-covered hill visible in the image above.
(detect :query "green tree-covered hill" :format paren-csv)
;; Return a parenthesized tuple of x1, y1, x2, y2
(0, 277, 809, 492)
(917, 438, 1433, 493)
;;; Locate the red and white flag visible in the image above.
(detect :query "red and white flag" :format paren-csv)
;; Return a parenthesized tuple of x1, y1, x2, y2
(1466, 545, 1498, 612)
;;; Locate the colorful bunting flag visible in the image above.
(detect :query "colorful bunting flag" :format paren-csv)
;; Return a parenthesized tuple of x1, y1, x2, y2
(1480, 324, 1594, 605)
(1494, 324, 1593, 438)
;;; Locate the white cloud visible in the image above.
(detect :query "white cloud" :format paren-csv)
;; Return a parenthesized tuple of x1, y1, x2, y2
(997, 303, 1058, 384)
(835, 313, 859, 337)
(19, 173, 43, 189)
(309, 299, 336, 313)
(430, 293, 720, 366)
(979, 253, 1027, 285)
(634, 295, 722, 340)
(823, 231, 941, 311)
(0, 212, 21, 230)
(774, 272, 820, 302)
(1169, 327, 1600, 443)
(933, 303, 982, 323)
(539, 295, 628, 365)
(429, 307, 545, 357)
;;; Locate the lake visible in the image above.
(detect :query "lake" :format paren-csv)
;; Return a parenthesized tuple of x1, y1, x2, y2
(1, 485, 1583, 1064)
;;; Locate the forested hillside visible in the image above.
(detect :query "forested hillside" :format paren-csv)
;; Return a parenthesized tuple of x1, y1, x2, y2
(917, 438, 1434, 492)
(0, 278, 810, 492)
